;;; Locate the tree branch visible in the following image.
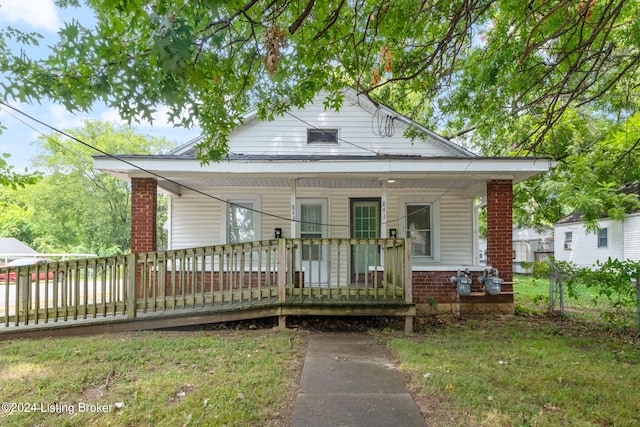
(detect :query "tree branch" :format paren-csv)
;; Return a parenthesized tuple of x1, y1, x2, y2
(289, 0, 315, 34)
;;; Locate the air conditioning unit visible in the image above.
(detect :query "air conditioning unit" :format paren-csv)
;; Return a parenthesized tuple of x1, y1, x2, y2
(564, 242, 572, 250)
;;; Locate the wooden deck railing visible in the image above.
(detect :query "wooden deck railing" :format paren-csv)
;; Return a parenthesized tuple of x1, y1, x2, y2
(1, 238, 411, 327)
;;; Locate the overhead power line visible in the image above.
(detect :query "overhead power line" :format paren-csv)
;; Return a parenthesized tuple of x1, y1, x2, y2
(0, 99, 474, 232)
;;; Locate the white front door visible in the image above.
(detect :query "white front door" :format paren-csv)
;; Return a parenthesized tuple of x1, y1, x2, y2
(296, 199, 328, 287)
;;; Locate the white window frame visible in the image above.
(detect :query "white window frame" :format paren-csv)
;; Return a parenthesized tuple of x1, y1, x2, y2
(597, 228, 608, 248)
(296, 198, 329, 239)
(564, 232, 573, 250)
(399, 196, 440, 264)
(222, 195, 261, 244)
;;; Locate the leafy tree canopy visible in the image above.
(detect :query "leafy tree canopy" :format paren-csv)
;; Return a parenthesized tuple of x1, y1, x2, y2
(0, 0, 638, 163)
(2, 0, 640, 230)
(0, 121, 173, 254)
(514, 109, 640, 230)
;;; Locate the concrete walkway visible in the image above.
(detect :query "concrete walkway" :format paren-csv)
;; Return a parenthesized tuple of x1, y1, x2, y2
(291, 332, 427, 427)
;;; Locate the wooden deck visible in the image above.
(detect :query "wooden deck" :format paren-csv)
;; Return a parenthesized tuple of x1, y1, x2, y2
(0, 239, 414, 339)
(0, 293, 415, 340)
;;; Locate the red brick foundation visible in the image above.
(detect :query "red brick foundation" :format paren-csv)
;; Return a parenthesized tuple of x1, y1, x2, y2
(411, 270, 514, 315)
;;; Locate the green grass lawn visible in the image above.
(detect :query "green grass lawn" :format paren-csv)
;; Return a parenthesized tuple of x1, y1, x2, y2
(1, 281, 639, 427)
(0, 329, 302, 427)
(380, 315, 640, 427)
(513, 274, 638, 326)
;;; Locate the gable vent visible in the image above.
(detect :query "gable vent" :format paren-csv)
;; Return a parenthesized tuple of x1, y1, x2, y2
(307, 128, 338, 144)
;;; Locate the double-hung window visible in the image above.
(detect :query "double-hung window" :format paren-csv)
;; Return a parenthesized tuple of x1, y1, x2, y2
(406, 204, 432, 258)
(564, 232, 573, 250)
(597, 228, 608, 248)
(227, 202, 255, 243)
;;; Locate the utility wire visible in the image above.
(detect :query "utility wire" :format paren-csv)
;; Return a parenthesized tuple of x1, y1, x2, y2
(0, 99, 476, 232)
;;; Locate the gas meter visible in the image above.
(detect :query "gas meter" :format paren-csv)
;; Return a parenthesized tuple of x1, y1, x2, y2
(478, 268, 503, 295)
(450, 269, 472, 296)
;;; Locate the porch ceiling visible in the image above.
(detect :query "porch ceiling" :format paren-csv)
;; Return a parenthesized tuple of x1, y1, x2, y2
(156, 176, 485, 190)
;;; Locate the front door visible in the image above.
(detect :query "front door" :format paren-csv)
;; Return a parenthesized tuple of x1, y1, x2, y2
(297, 199, 328, 287)
(350, 199, 380, 284)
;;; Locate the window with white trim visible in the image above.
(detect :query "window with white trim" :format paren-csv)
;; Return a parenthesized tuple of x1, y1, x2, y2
(227, 202, 255, 243)
(406, 204, 432, 257)
(564, 232, 573, 250)
(597, 228, 608, 248)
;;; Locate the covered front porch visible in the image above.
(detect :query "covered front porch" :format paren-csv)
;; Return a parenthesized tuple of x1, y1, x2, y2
(96, 154, 553, 316)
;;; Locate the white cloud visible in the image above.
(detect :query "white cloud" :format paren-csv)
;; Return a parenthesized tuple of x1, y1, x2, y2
(98, 108, 127, 125)
(0, 0, 60, 32)
(47, 104, 87, 129)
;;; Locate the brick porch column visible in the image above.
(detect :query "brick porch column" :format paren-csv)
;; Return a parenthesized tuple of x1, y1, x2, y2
(131, 177, 157, 253)
(486, 179, 513, 282)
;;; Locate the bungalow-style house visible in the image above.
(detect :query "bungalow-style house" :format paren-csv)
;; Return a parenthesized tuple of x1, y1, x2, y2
(94, 89, 553, 315)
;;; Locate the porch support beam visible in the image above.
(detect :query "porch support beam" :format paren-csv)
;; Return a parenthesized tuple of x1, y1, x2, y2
(131, 177, 157, 254)
(486, 180, 513, 282)
(380, 181, 388, 238)
(290, 179, 297, 238)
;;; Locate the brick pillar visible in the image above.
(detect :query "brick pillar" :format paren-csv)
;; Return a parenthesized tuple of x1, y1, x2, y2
(131, 177, 157, 254)
(486, 180, 512, 282)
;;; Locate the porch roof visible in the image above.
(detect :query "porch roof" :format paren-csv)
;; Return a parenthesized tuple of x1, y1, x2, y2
(94, 154, 553, 198)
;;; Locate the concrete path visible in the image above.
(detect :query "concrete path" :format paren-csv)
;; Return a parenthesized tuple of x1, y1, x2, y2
(291, 332, 427, 427)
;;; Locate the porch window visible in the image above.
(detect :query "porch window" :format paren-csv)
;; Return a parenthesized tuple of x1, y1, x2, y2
(406, 204, 431, 257)
(227, 202, 255, 243)
(597, 228, 608, 248)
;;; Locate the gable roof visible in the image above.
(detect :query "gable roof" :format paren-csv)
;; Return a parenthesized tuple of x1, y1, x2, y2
(170, 88, 475, 158)
(94, 88, 554, 198)
(0, 238, 37, 255)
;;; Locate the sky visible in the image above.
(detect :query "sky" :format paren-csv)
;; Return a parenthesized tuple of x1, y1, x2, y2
(0, 0, 201, 172)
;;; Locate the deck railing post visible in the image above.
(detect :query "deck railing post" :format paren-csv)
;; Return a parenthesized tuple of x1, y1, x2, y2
(403, 238, 412, 304)
(277, 239, 287, 329)
(277, 239, 287, 303)
(403, 238, 414, 334)
(127, 253, 137, 319)
(18, 270, 29, 324)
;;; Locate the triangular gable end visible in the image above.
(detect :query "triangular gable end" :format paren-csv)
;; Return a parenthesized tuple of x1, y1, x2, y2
(172, 89, 474, 158)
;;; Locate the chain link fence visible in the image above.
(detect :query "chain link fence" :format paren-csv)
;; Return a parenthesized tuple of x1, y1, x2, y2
(543, 259, 640, 327)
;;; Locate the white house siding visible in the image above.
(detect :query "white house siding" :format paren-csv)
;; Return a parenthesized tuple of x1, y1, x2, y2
(623, 213, 640, 261)
(228, 93, 459, 157)
(169, 186, 475, 267)
(169, 192, 221, 249)
(439, 195, 474, 265)
(554, 219, 624, 268)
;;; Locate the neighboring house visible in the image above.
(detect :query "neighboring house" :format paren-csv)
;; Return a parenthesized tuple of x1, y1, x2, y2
(95, 89, 552, 315)
(478, 227, 554, 273)
(512, 227, 554, 274)
(0, 238, 38, 265)
(554, 182, 640, 268)
(554, 212, 640, 268)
